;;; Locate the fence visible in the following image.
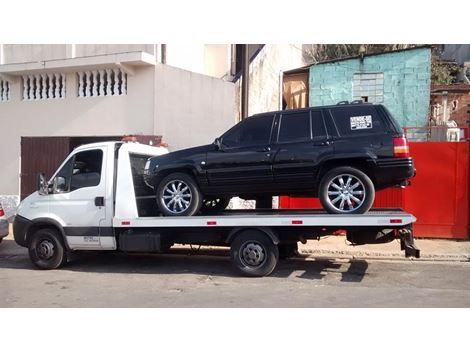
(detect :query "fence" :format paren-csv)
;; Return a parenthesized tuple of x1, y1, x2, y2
(280, 139, 470, 239)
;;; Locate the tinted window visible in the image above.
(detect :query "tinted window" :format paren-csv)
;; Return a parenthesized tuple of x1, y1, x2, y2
(278, 111, 311, 143)
(222, 115, 273, 147)
(311, 110, 326, 139)
(329, 106, 385, 136)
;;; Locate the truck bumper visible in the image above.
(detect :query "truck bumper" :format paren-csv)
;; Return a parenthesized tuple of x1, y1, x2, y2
(13, 215, 32, 247)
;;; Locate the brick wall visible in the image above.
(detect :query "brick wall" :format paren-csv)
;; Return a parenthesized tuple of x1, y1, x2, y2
(431, 92, 470, 127)
(309, 47, 432, 127)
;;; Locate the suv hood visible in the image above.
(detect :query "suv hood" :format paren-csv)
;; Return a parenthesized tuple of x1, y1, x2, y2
(150, 144, 215, 163)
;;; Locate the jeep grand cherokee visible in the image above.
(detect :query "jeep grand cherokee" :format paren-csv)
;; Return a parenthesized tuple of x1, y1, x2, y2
(144, 101, 415, 215)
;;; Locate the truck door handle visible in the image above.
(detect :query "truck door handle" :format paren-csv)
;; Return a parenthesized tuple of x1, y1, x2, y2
(257, 146, 271, 152)
(94, 197, 105, 207)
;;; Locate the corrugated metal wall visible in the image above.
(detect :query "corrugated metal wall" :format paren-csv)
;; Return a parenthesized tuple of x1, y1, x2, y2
(20, 137, 71, 200)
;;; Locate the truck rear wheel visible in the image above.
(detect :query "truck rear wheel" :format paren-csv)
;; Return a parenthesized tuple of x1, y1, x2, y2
(156, 172, 202, 216)
(28, 228, 67, 270)
(230, 230, 279, 277)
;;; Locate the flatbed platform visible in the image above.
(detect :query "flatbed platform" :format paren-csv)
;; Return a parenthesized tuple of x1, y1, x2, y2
(114, 208, 416, 228)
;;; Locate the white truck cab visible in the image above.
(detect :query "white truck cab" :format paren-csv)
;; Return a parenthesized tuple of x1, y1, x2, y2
(14, 141, 168, 254)
(13, 141, 419, 277)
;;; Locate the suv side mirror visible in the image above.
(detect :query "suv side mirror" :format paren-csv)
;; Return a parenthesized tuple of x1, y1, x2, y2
(37, 173, 49, 195)
(52, 176, 67, 193)
(214, 137, 223, 151)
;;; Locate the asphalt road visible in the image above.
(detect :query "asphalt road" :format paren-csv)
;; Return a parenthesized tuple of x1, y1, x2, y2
(1, 238, 469, 307)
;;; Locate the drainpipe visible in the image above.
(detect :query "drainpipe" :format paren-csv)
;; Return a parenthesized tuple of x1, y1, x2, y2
(161, 44, 167, 64)
(442, 91, 448, 123)
(241, 44, 249, 119)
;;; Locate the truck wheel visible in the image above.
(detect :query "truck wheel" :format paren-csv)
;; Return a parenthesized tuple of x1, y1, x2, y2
(230, 230, 279, 277)
(156, 172, 202, 216)
(28, 228, 67, 270)
(201, 197, 230, 214)
(319, 166, 375, 214)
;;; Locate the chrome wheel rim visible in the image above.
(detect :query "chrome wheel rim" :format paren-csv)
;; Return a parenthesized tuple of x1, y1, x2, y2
(326, 174, 366, 213)
(161, 180, 192, 214)
(240, 241, 266, 267)
(37, 239, 55, 260)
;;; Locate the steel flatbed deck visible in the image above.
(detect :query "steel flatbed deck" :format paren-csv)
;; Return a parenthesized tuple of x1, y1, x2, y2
(114, 208, 416, 228)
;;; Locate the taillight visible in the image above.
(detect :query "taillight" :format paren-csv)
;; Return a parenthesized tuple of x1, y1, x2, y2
(0, 207, 4, 217)
(393, 137, 410, 157)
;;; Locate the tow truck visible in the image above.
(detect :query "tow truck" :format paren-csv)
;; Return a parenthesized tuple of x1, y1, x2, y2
(13, 141, 420, 277)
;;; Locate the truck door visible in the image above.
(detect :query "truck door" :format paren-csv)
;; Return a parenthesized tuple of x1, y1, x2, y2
(47, 146, 112, 250)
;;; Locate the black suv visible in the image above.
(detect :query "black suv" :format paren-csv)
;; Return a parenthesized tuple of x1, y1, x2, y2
(144, 102, 415, 216)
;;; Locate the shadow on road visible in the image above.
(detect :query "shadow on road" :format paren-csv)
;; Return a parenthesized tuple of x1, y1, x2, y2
(0, 239, 368, 282)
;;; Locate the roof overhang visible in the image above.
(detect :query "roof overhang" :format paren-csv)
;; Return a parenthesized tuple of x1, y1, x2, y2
(0, 51, 156, 77)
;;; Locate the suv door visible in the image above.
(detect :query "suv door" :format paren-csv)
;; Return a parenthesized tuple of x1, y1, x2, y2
(272, 109, 332, 190)
(205, 114, 275, 191)
(47, 147, 110, 250)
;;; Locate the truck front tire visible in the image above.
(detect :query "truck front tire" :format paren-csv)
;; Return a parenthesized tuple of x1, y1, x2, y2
(230, 230, 279, 277)
(28, 228, 67, 270)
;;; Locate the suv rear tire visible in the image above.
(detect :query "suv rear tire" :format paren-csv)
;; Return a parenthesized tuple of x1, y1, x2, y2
(319, 166, 375, 214)
(156, 172, 202, 216)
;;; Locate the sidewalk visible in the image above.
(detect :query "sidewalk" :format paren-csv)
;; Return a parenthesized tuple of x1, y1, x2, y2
(299, 236, 470, 262)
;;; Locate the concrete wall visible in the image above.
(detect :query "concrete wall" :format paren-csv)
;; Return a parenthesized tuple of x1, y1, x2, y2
(154, 64, 237, 151)
(0, 66, 156, 196)
(245, 44, 306, 117)
(309, 47, 432, 127)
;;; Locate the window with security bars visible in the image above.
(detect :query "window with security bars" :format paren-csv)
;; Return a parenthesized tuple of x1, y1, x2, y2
(0, 80, 10, 102)
(353, 73, 384, 103)
(22, 73, 66, 100)
(77, 69, 127, 97)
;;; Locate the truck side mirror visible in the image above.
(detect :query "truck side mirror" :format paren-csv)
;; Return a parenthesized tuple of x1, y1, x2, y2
(37, 173, 49, 195)
(52, 176, 67, 193)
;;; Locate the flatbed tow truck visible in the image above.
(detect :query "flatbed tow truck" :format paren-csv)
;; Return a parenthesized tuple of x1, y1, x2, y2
(13, 141, 420, 277)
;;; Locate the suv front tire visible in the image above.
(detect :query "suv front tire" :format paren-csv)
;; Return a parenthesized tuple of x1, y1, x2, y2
(319, 166, 375, 214)
(156, 172, 202, 216)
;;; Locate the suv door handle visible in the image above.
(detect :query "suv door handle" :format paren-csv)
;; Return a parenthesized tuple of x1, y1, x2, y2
(314, 141, 332, 146)
(257, 146, 271, 152)
(94, 197, 105, 207)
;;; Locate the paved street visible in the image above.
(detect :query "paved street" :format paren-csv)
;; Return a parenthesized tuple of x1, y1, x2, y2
(1, 237, 469, 308)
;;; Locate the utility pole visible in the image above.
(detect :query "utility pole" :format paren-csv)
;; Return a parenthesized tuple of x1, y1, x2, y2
(241, 44, 249, 119)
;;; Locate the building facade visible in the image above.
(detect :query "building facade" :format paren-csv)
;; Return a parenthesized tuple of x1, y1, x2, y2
(0, 44, 237, 216)
(308, 47, 432, 127)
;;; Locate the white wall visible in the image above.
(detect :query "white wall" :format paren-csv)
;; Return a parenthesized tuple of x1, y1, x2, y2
(245, 44, 306, 116)
(154, 64, 237, 151)
(0, 66, 156, 195)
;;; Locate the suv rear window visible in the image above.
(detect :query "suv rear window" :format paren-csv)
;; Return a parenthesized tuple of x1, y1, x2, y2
(329, 106, 386, 136)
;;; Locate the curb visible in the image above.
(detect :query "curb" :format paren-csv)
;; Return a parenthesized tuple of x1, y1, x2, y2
(299, 248, 470, 263)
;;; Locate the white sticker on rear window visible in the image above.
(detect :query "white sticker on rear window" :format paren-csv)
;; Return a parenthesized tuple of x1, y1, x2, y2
(350, 115, 372, 130)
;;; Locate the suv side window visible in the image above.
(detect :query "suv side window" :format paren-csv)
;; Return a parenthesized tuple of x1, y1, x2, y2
(329, 106, 386, 136)
(54, 149, 103, 193)
(311, 110, 327, 139)
(222, 115, 274, 148)
(278, 111, 311, 143)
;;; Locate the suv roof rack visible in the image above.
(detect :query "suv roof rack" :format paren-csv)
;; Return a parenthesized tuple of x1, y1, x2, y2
(336, 101, 350, 105)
